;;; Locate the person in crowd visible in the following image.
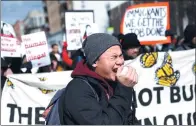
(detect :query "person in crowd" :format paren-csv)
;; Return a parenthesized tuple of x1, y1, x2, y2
(162, 30, 178, 51)
(1, 58, 9, 91)
(50, 44, 65, 71)
(121, 33, 143, 60)
(175, 24, 196, 51)
(1, 57, 14, 91)
(61, 42, 73, 70)
(70, 48, 85, 69)
(58, 33, 139, 125)
(20, 55, 33, 73)
(50, 44, 61, 62)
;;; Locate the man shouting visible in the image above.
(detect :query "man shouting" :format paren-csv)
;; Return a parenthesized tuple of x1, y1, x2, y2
(58, 33, 139, 125)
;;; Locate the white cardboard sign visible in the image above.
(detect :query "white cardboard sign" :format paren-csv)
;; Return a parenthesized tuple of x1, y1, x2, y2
(65, 11, 94, 50)
(1, 36, 21, 57)
(21, 31, 51, 68)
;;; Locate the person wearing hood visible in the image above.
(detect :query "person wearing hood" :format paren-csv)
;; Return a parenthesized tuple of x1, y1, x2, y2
(175, 24, 196, 51)
(58, 33, 139, 125)
(121, 33, 142, 60)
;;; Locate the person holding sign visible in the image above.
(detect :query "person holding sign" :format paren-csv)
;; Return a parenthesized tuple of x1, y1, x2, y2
(46, 33, 139, 125)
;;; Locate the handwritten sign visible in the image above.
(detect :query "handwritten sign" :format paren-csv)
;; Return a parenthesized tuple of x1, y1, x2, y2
(1, 21, 16, 38)
(65, 11, 94, 50)
(120, 2, 171, 45)
(1, 36, 21, 57)
(21, 31, 51, 68)
(80, 23, 99, 42)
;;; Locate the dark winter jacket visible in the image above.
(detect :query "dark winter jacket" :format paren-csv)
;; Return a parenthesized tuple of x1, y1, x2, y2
(58, 60, 139, 125)
(71, 49, 85, 69)
(175, 42, 195, 51)
(122, 46, 148, 61)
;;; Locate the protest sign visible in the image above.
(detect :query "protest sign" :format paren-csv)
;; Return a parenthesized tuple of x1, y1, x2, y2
(1, 36, 21, 57)
(65, 10, 94, 50)
(120, 2, 171, 45)
(1, 21, 16, 38)
(79, 23, 99, 42)
(21, 31, 51, 68)
(1, 49, 195, 125)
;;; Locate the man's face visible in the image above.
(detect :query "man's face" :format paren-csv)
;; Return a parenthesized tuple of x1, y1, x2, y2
(93, 45, 124, 81)
(126, 47, 140, 59)
(52, 45, 59, 53)
(192, 37, 196, 45)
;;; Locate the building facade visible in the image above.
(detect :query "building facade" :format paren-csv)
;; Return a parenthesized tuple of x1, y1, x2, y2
(42, 0, 72, 49)
(23, 10, 45, 34)
(72, 1, 128, 33)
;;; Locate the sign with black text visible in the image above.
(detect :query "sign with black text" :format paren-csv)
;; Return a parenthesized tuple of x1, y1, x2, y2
(65, 11, 94, 50)
(120, 2, 171, 45)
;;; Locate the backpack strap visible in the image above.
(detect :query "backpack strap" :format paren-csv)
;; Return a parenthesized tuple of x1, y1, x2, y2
(58, 77, 100, 125)
(77, 78, 99, 101)
(42, 87, 66, 119)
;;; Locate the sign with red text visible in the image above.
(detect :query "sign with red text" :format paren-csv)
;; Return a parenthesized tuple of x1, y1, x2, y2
(120, 2, 171, 45)
(1, 36, 21, 57)
(21, 31, 51, 68)
(1, 21, 16, 38)
(79, 23, 99, 42)
(65, 11, 94, 50)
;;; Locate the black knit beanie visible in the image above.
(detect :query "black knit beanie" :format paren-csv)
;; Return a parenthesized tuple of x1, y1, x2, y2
(184, 24, 196, 43)
(121, 33, 141, 50)
(82, 33, 121, 66)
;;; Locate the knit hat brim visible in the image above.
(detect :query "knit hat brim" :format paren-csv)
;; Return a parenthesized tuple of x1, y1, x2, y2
(83, 33, 121, 65)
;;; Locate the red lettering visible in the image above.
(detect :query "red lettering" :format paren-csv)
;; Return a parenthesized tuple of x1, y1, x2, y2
(1, 48, 16, 52)
(27, 52, 47, 61)
(25, 41, 47, 49)
(2, 38, 11, 42)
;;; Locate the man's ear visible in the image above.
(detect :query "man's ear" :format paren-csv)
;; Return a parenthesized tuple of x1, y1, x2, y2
(92, 61, 98, 68)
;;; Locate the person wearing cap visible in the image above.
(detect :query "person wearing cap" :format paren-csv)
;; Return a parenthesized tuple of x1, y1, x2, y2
(121, 33, 142, 60)
(175, 24, 196, 51)
(58, 33, 139, 125)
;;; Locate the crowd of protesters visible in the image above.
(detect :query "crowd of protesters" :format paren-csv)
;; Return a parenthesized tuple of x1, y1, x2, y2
(1, 24, 196, 91)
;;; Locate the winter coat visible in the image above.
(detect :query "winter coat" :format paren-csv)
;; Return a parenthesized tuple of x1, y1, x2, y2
(58, 60, 139, 125)
(175, 43, 194, 51)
